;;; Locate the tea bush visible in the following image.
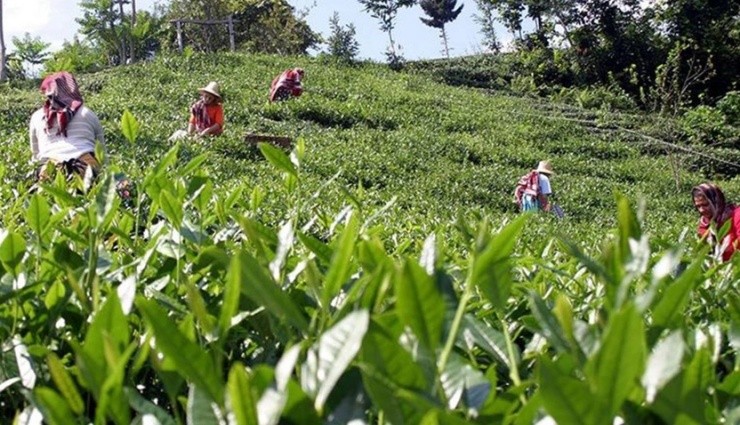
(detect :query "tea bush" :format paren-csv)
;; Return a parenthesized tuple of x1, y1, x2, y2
(0, 53, 736, 424)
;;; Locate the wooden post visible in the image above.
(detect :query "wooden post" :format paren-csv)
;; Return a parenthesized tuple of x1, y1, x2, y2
(245, 134, 293, 149)
(228, 15, 235, 52)
(176, 20, 183, 54)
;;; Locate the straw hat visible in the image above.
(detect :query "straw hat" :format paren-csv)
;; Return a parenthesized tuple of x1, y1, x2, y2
(536, 160, 555, 175)
(199, 81, 221, 100)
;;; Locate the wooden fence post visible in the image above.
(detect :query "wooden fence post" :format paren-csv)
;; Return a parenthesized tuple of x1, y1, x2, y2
(176, 20, 183, 54)
(228, 15, 235, 52)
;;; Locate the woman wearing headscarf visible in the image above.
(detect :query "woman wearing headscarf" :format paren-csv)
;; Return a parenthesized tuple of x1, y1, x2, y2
(29, 71, 105, 181)
(692, 183, 740, 261)
(269, 68, 304, 102)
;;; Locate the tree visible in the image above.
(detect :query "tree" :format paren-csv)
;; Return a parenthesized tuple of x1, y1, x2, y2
(473, 0, 501, 53)
(656, 0, 740, 102)
(164, 0, 318, 55)
(234, 0, 319, 54)
(78, 0, 127, 64)
(358, 0, 416, 64)
(44, 37, 106, 74)
(419, 0, 464, 58)
(0, 0, 6, 82)
(11, 33, 50, 77)
(326, 12, 360, 63)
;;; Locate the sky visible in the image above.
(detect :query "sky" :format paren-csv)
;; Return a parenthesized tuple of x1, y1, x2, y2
(5, 0, 511, 61)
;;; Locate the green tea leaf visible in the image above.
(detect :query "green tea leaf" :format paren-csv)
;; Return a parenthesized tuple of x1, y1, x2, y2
(125, 387, 177, 425)
(180, 153, 209, 176)
(471, 216, 526, 310)
(32, 387, 77, 425)
(297, 232, 332, 265)
(460, 314, 517, 370)
(95, 174, 118, 230)
(226, 364, 259, 425)
(538, 356, 595, 425)
(46, 354, 84, 415)
(440, 352, 490, 410)
(652, 259, 703, 329)
(642, 330, 685, 403)
(159, 191, 183, 229)
(260, 142, 297, 177)
(218, 254, 241, 339)
(323, 211, 359, 306)
(651, 348, 712, 424)
(395, 260, 445, 353)
(0, 230, 25, 274)
(230, 250, 308, 332)
(27, 193, 51, 235)
(121, 109, 140, 144)
(136, 297, 224, 405)
(585, 305, 645, 416)
(301, 309, 369, 412)
(529, 292, 572, 355)
(187, 384, 223, 425)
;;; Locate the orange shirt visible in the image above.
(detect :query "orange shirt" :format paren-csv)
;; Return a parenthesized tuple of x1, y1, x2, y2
(189, 103, 224, 135)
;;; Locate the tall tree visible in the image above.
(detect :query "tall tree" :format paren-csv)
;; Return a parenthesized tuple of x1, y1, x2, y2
(473, 0, 501, 53)
(0, 0, 6, 82)
(656, 0, 740, 101)
(326, 12, 360, 63)
(357, 0, 416, 62)
(78, 0, 127, 64)
(419, 0, 464, 57)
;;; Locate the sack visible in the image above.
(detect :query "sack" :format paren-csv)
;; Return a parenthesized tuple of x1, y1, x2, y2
(168, 129, 189, 142)
(513, 171, 539, 207)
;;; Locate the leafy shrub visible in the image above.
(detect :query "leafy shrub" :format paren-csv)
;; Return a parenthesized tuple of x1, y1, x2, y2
(716, 90, 740, 125)
(679, 105, 739, 148)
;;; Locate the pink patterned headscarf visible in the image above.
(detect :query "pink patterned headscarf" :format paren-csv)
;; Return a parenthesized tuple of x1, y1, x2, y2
(40, 72, 84, 136)
(692, 183, 735, 234)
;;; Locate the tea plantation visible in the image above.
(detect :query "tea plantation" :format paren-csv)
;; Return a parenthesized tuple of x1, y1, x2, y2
(0, 53, 737, 424)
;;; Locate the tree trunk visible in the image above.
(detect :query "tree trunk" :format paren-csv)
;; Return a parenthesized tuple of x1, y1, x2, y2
(129, 0, 136, 62)
(116, 0, 127, 62)
(441, 25, 449, 58)
(0, 0, 7, 82)
(388, 29, 396, 57)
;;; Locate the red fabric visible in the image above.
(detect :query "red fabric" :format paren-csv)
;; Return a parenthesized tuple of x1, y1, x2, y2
(514, 170, 540, 207)
(189, 102, 224, 134)
(694, 183, 740, 261)
(40, 72, 83, 136)
(269, 68, 303, 102)
(698, 205, 740, 261)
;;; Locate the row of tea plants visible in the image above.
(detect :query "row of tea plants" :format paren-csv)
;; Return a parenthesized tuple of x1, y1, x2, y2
(0, 112, 736, 423)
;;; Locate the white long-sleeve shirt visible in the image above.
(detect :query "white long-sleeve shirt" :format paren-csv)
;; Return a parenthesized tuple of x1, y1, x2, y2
(29, 106, 105, 162)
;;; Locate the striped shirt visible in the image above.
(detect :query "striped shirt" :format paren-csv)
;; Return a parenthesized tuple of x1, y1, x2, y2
(30, 106, 105, 162)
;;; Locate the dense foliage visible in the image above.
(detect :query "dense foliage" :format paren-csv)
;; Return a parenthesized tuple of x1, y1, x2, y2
(0, 54, 737, 424)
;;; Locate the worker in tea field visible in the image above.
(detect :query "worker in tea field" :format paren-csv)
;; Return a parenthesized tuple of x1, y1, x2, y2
(29, 71, 105, 183)
(692, 183, 740, 261)
(269, 67, 304, 102)
(169, 81, 224, 141)
(514, 160, 561, 216)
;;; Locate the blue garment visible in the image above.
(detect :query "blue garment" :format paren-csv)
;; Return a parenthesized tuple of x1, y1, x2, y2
(522, 194, 540, 212)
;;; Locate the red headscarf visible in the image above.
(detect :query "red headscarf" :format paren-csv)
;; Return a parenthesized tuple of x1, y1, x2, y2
(692, 183, 735, 235)
(40, 72, 83, 136)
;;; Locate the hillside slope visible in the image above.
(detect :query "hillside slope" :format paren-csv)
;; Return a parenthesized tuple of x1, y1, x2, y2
(1, 53, 734, 247)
